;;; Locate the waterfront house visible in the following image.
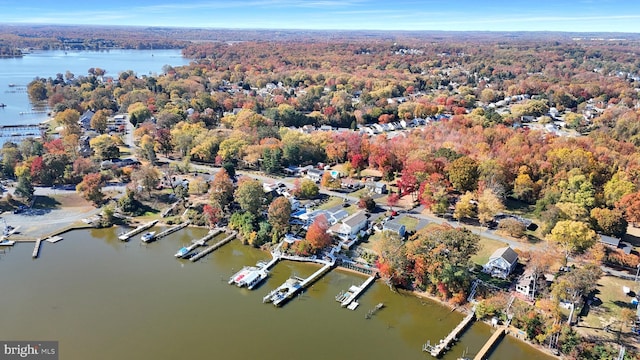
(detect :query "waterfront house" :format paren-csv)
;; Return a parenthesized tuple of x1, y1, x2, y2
(330, 211, 368, 240)
(516, 269, 555, 300)
(483, 246, 518, 279)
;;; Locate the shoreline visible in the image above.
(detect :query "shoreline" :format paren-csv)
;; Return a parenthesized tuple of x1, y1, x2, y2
(7, 218, 562, 359)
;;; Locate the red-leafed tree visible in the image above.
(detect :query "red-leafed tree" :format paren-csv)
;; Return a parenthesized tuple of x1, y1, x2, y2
(305, 214, 331, 252)
(203, 204, 222, 228)
(387, 193, 399, 213)
(618, 191, 640, 226)
(350, 153, 366, 172)
(30, 156, 44, 179)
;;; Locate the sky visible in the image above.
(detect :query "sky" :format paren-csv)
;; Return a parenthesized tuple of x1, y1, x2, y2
(2, 0, 640, 33)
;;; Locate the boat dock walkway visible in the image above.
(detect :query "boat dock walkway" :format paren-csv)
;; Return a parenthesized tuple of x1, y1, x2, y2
(190, 230, 237, 262)
(32, 238, 43, 258)
(118, 220, 158, 241)
(473, 326, 506, 360)
(178, 229, 223, 257)
(423, 307, 476, 357)
(154, 221, 190, 240)
(338, 274, 377, 308)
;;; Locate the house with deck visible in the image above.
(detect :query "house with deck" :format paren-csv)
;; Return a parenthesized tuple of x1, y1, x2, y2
(330, 211, 368, 241)
(483, 246, 519, 279)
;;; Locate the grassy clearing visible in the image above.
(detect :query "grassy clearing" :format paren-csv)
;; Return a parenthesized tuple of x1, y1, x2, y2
(396, 216, 419, 231)
(471, 237, 510, 266)
(318, 196, 343, 211)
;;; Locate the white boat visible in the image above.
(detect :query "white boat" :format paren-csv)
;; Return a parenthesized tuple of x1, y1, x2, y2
(228, 266, 251, 285)
(246, 269, 269, 290)
(174, 247, 190, 258)
(141, 231, 156, 243)
(0, 240, 16, 246)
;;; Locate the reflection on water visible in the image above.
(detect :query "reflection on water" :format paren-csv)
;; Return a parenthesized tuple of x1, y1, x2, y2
(0, 227, 554, 360)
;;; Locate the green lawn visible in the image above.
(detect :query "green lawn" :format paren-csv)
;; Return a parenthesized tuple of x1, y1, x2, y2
(318, 196, 343, 211)
(582, 275, 638, 329)
(396, 216, 419, 232)
(471, 237, 510, 266)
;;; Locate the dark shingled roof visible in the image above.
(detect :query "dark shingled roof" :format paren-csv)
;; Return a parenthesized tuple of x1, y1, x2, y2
(490, 246, 519, 266)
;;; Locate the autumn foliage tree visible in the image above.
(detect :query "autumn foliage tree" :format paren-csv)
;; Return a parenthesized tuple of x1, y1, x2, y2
(268, 196, 292, 238)
(76, 173, 105, 205)
(305, 214, 331, 252)
(209, 168, 234, 209)
(618, 191, 640, 226)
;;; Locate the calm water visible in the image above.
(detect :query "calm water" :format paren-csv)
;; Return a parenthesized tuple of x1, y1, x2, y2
(0, 227, 555, 360)
(0, 49, 190, 126)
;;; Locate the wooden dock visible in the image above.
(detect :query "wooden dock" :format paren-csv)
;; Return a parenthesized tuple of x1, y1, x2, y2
(32, 238, 43, 258)
(423, 308, 476, 357)
(118, 220, 158, 241)
(339, 275, 377, 307)
(473, 326, 506, 360)
(190, 231, 237, 262)
(45, 236, 63, 243)
(154, 221, 190, 240)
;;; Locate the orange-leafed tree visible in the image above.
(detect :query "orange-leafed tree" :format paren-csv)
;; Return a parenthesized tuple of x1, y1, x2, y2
(76, 173, 105, 206)
(618, 191, 640, 226)
(305, 214, 331, 252)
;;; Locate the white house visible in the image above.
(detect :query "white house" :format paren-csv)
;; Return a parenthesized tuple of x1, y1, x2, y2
(306, 169, 324, 183)
(330, 211, 368, 240)
(483, 246, 518, 279)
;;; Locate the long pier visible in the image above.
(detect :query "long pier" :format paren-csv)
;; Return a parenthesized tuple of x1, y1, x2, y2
(118, 220, 158, 241)
(473, 327, 506, 360)
(177, 229, 222, 257)
(423, 308, 476, 357)
(268, 259, 334, 306)
(190, 231, 237, 262)
(338, 275, 377, 308)
(32, 238, 43, 258)
(154, 221, 190, 240)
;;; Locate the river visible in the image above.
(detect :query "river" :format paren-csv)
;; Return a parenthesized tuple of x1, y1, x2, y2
(0, 227, 556, 360)
(0, 49, 190, 128)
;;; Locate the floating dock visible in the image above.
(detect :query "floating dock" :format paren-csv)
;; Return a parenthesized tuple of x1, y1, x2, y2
(473, 327, 506, 360)
(154, 221, 190, 240)
(118, 220, 158, 241)
(337, 275, 377, 308)
(190, 231, 237, 262)
(45, 236, 63, 243)
(32, 238, 43, 258)
(423, 308, 476, 357)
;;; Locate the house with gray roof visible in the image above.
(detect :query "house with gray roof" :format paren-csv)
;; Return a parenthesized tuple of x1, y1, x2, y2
(330, 211, 368, 240)
(383, 221, 406, 238)
(483, 246, 519, 279)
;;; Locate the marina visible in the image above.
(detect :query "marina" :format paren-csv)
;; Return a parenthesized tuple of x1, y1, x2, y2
(0, 227, 555, 360)
(118, 220, 158, 241)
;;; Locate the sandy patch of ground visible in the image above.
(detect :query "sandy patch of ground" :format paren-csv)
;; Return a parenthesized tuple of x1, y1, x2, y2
(2, 192, 98, 240)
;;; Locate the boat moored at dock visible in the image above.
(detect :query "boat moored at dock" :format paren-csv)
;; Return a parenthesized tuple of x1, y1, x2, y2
(141, 231, 156, 243)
